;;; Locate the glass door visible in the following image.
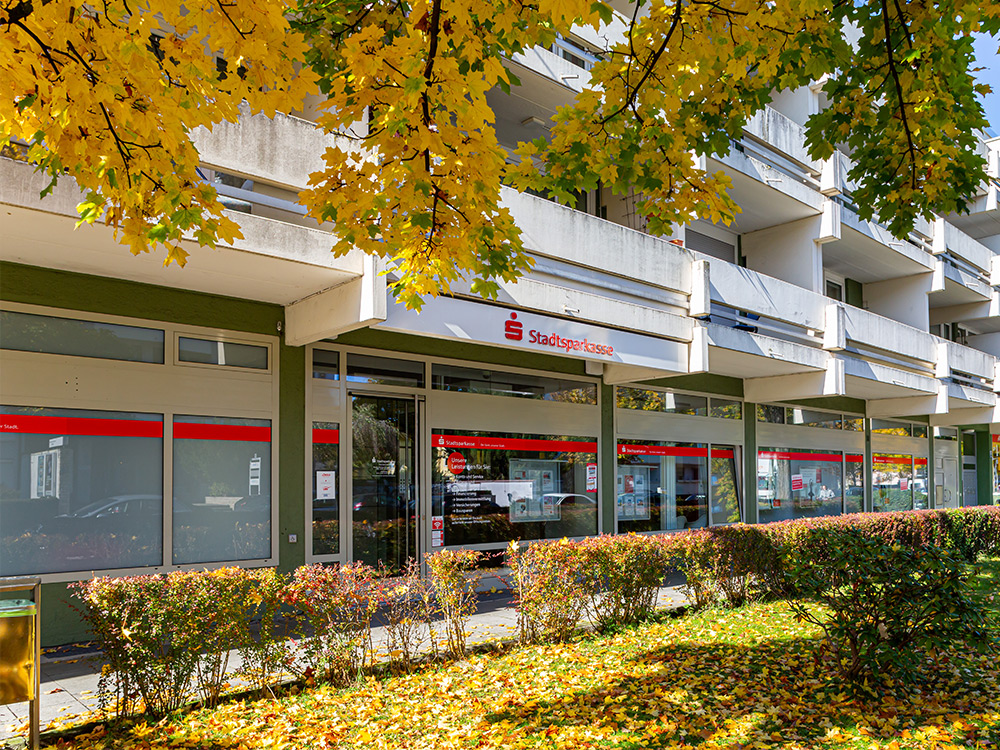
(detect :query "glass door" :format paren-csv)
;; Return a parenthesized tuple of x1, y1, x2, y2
(350, 394, 418, 572)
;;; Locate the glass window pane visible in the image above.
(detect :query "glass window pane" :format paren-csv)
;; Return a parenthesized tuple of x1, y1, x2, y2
(0, 406, 163, 575)
(710, 399, 743, 420)
(1, 310, 164, 363)
(913, 457, 929, 509)
(431, 430, 598, 547)
(172, 415, 271, 564)
(872, 419, 911, 436)
(757, 448, 843, 523)
(843, 417, 864, 432)
(912, 425, 929, 439)
(312, 349, 340, 380)
(178, 337, 268, 369)
(785, 408, 842, 429)
(617, 387, 667, 411)
(756, 404, 785, 424)
(616, 441, 708, 532)
(872, 454, 913, 511)
(431, 364, 596, 404)
(663, 393, 707, 416)
(347, 354, 424, 387)
(933, 427, 956, 441)
(845, 454, 864, 513)
(312, 422, 339, 556)
(710, 445, 742, 525)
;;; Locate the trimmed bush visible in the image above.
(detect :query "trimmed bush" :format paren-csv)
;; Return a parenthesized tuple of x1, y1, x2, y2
(786, 527, 998, 684)
(507, 538, 590, 644)
(580, 534, 670, 630)
(425, 548, 483, 658)
(282, 563, 379, 684)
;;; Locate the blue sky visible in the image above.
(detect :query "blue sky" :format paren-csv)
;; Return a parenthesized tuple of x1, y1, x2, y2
(973, 33, 1000, 134)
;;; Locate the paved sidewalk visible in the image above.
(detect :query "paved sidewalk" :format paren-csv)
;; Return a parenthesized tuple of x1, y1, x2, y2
(1, 585, 687, 746)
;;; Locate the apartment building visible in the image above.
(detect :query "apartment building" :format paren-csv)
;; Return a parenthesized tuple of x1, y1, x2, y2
(2, 17, 999, 642)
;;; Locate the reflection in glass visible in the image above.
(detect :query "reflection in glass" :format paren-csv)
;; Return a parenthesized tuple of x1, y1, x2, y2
(617, 442, 708, 532)
(312, 349, 340, 380)
(0, 406, 163, 575)
(352, 396, 416, 571)
(178, 337, 268, 369)
(432, 364, 596, 404)
(914, 457, 929, 509)
(756, 404, 785, 424)
(710, 445, 742, 525)
(785, 409, 842, 429)
(1, 310, 164, 363)
(871, 419, 911, 436)
(347, 354, 424, 388)
(757, 449, 843, 523)
(872, 454, 913, 511)
(616, 388, 706, 415)
(431, 430, 598, 547)
(845, 454, 865, 513)
(312, 422, 339, 556)
(172, 416, 271, 564)
(710, 399, 743, 420)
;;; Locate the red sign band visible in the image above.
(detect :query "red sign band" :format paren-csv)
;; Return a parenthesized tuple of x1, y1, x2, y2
(0, 414, 163, 438)
(433, 434, 597, 453)
(758, 451, 846, 462)
(174, 423, 271, 442)
(312, 428, 340, 444)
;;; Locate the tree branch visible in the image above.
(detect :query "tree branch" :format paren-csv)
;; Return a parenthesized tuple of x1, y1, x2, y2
(879, 0, 918, 189)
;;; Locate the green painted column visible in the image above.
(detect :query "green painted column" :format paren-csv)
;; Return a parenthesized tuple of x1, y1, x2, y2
(977, 429, 993, 506)
(928, 432, 936, 510)
(601, 382, 616, 535)
(864, 420, 873, 512)
(277, 337, 306, 572)
(743, 403, 757, 524)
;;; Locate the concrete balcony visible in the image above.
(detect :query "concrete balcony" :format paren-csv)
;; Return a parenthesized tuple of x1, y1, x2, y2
(0, 156, 363, 306)
(933, 218, 993, 275)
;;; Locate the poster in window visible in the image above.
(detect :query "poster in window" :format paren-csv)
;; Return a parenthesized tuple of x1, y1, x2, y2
(316, 470, 336, 500)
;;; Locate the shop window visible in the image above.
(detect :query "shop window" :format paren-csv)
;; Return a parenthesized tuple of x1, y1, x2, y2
(785, 408, 842, 429)
(709, 398, 743, 420)
(871, 419, 911, 436)
(912, 425, 928, 439)
(311, 422, 339, 556)
(845, 454, 864, 513)
(432, 365, 597, 404)
(616, 388, 706, 415)
(347, 354, 424, 388)
(992, 436, 1000, 505)
(710, 446, 742, 525)
(617, 442, 708, 532)
(757, 449, 843, 523)
(312, 350, 340, 380)
(0, 406, 164, 576)
(430, 430, 598, 547)
(933, 427, 956, 441)
(0, 310, 164, 363)
(756, 404, 785, 424)
(172, 416, 271, 564)
(913, 457, 929, 509)
(843, 417, 864, 432)
(872, 454, 913, 511)
(178, 337, 268, 369)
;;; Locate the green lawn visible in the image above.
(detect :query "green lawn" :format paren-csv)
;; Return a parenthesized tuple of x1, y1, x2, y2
(60, 558, 1000, 749)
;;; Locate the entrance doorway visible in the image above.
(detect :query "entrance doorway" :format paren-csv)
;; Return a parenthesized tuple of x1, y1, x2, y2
(350, 394, 418, 571)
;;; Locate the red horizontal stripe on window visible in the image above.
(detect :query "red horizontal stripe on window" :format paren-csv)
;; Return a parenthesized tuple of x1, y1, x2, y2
(758, 451, 844, 462)
(0, 414, 162, 438)
(174, 423, 271, 442)
(846, 454, 864, 463)
(617, 444, 708, 458)
(873, 454, 911, 464)
(312, 428, 340, 444)
(432, 434, 597, 453)
(914, 458, 928, 466)
(712, 449, 736, 459)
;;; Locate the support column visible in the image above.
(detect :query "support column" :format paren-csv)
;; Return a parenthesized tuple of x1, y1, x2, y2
(976, 429, 993, 506)
(601, 382, 616, 535)
(743, 403, 758, 524)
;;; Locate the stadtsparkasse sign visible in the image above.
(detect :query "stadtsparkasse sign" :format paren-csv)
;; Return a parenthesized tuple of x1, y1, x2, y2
(377, 293, 687, 374)
(504, 312, 614, 357)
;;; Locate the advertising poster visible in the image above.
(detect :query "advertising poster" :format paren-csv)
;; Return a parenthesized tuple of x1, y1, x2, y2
(586, 463, 598, 492)
(315, 471, 336, 500)
(791, 474, 804, 491)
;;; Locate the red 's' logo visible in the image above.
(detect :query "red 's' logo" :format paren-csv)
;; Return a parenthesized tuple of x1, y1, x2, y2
(505, 312, 523, 341)
(447, 452, 466, 474)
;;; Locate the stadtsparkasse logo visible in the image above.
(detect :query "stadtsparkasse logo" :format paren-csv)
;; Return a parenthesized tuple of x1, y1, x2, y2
(501, 311, 614, 357)
(505, 312, 523, 341)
